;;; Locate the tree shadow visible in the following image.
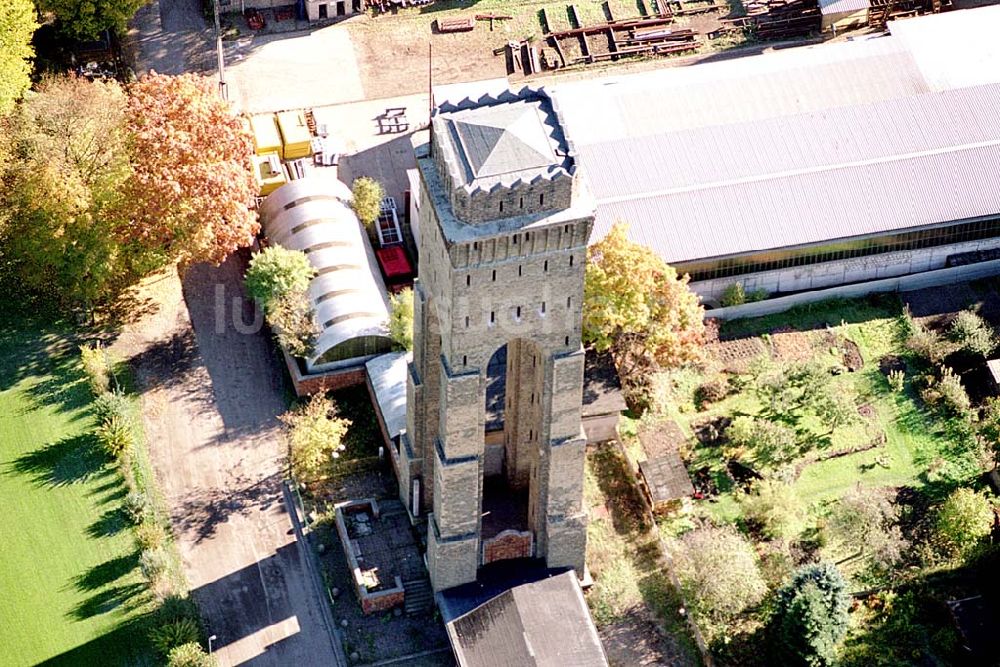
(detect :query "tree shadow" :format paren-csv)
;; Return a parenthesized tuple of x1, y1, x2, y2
(590, 445, 651, 535)
(6, 433, 111, 488)
(68, 582, 148, 621)
(73, 551, 141, 593)
(171, 470, 284, 544)
(86, 506, 130, 540)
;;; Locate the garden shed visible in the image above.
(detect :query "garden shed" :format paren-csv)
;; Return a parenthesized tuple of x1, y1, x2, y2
(260, 176, 392, 374)
(276, 110, 312, 159)
(637, 424, 695, 516)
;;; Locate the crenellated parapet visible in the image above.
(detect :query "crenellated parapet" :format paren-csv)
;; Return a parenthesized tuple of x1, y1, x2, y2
(430, 87, 580, 225)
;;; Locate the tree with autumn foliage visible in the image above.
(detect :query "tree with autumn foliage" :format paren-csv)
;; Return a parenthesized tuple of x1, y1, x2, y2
(0, 76, 137, 308)
(118, 73, 259, 267)
(0, 0, 36, 116)
(583, 223, 705, 372)
(280, 394, 352, 483)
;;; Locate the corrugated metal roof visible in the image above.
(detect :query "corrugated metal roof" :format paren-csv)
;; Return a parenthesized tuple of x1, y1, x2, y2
(447, 572, 608, 667)
(365, 352, 409, 441)
(543, 37, 1000, 264)
(819, 0, 869, 15)
(261, 177, 391, 372)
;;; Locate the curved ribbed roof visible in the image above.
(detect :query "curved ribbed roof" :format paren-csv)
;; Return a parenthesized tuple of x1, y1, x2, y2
(260, 176, 391, 371)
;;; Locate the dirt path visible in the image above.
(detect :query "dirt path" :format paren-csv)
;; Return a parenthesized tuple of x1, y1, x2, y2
(112, 253, 341, 666)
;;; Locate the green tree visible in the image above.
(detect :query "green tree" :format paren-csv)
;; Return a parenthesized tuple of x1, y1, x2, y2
(670, 525, 767, 622)
(280, 394, 351, 482)
(725, 416, 799, 468)
(0, 0, 36, 115)
(245, 246, 315, 311)
(979, 396, 1000, 467)
(0, 76, 136, 309)
(770, 563, 850, 667)
(39, 0, 148, 40)
(740, 479, 806, 540)
(583, 223, 705, 370)
(351, 177, 384, 229)
(933, 487, 994, 561)
(720, 282, 746, 307)
(388, 287, 413, 351)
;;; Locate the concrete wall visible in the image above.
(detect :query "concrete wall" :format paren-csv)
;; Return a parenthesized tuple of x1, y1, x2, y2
(708, 258, 1000, 321)
(692, 236, 1000, 305)
(306, 0, 358, 20)
(822, 7, 868, 32)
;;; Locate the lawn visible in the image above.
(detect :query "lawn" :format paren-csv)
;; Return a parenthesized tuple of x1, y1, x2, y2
(0, 318, 155, 667)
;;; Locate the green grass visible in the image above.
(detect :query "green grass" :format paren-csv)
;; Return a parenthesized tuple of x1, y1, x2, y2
(0, 318, 155, 667)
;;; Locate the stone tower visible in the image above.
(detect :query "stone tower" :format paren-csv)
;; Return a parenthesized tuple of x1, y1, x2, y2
(399, 88, 596, 592)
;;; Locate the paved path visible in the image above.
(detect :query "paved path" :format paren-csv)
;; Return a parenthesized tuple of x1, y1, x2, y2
(113, 255, 341, 666)
(130, 0, 214, 75)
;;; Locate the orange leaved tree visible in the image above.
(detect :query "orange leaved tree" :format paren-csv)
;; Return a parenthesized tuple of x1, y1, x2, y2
(119, 73, 259, 267)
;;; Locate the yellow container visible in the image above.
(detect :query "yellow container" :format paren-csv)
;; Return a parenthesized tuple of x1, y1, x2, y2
(250, 114, 283, 158)
(252, 151, 287, 196)
(276, 110, 312, 160)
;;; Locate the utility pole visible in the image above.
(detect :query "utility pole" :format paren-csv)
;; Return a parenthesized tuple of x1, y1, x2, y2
(213, 0, 228, 99)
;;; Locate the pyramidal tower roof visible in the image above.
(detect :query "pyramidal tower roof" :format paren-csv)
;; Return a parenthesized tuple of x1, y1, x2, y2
(452, 102, 558, 178)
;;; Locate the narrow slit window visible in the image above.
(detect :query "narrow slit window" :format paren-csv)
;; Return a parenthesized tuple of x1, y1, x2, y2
(465, 316, 470, 328)
(466, 275, 471, 286)
(539, 193, 544, 206)
(492, 269, 497, 282)
(499, 201, 504, 213)
(569, 255, 574, 267)
(541, 301, 546, 314)
(567, 296, 572, 308)
(513, 234, 519, 245)
(462, 355, 467, 366)
(543, 260, 548, 272)
(490, 311, 495, 324)
(518, 265, 522, 277)
(565, 336, 570, 346)
(519, 196, 524, 208)
(516, 306, 522, 318)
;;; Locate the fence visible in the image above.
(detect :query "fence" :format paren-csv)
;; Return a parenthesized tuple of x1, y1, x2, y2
(707, 259, 1000, 321)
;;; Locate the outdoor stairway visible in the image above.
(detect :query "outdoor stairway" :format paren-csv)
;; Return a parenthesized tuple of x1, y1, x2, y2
(403, 577, 434, 616)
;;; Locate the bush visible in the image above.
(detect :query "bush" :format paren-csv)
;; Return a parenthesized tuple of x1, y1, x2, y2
(136, 520, 166, 551)
(906, 323, 945, 363)
(267, 291, 320, 359)
(933, 487, 994, 561)
(388, 287, 414, 352)
(158, 594, 200, 623)
(920, 367, 970, 416)
(167, 643, 217, 667)
(124, 491, 151, 524)
(747, 288, 769, 302)
(96, 413, 135, 460)
(80, 343, 113, 395)
(140, 548, 169, 584)
(150, 618, 201, 656)
(950, 309, 995, 357)
(887, 369, 905, 393)
(350, 177, 385, 228)
(93, 390, 131, 425)
(721, 282, 746, 307)
(741, 479, 806, 540)
(826, 486, 907, 581)
(696, 378, 729, 407)
(670, 525, 768, 623)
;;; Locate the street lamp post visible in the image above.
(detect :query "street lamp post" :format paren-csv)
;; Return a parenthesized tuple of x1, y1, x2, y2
(208, 634, 218, 654)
